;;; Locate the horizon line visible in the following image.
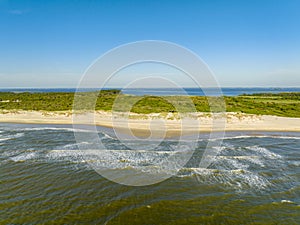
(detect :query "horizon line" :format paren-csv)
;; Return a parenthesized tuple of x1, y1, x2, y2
(0, 86, 300, 89)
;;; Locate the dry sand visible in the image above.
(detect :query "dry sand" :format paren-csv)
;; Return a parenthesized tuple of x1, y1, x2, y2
(0, 110, 299, 137)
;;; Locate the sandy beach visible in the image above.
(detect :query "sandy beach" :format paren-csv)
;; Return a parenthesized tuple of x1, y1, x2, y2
(0, 110, 299, 137)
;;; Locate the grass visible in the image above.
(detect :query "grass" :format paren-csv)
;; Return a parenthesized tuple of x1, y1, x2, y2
(0, 91, 299, 117)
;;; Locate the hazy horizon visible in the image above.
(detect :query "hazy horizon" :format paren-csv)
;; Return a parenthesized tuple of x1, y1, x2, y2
(1, 86, 299, 89)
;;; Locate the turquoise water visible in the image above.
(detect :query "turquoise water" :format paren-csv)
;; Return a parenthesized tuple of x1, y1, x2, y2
(0, 123, 299, 224)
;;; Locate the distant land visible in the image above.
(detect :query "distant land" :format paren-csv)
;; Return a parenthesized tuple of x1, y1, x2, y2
(0, 87, 300, 96)
(0, 89, 299, 117)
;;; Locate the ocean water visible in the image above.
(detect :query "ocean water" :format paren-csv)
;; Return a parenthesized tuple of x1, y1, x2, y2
(0, 123, 299, 224)
(0, 87, 299, 96)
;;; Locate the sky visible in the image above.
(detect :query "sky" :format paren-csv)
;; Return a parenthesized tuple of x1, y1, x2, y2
(0, 0, 299, 88)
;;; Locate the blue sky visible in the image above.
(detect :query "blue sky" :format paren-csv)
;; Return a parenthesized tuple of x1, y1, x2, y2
(0, 0, 299, 87)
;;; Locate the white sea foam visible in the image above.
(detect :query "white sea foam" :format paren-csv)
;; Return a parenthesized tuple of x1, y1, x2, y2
(18, 127, 92, 133)
(217, 155, 265, 167)
(213, 144, 283, 171)
(46, 143, 281, 177)
(241, 156, 265, 167)
(3, 145, 280, 191)
(2, 131, 286, 191)
(47, 150, 82, 159)
(281, 200, 294, 204)
(10, 152, 37, 162)
(220, 157, 250, 170)
(0, 133, 24, 142)
(44, 149, 271, 189)
(102, 132, 115, 139)
(59, 141, 93, 150)
(1, 150, 20, 158)
(211, 135, 300, 141)
(0, 137, 12, 142)
(184, 167, 270, 189)
(47, 149, 183, 167)
(289, 160, 300, 166)
(245, 146, 282, 159)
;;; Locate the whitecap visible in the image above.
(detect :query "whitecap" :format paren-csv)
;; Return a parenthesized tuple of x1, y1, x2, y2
(217, 155, 265, 167)
(0, 133, 24, 142)
(0, 137, 12, 142)
(10, 152, 37, 162)
(183, 167, 269, 189)
(281, 200, 294, 204)
(245, 146, 282, 159)
(211, 135, 300, 141)
(17, 127, 91, 133)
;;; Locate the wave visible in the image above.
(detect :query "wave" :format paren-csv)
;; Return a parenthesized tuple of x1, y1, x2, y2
(47, 149, 271, 190)
(46, 149, 189, 168)
(4, 149, 283, 191)
(0, 133, 24, 142)
(212, 135, 300, 141)
(245, 145, 282, 159)
(215, 155, 266, 168)
(10, 152, 37, 162)
(4, 139, 286, 191)
(280, 200, 295, 204)
(16, 127, 92, 133)
(8, 144, 282, 168)
(178, 167, 270, 189)
(210, 145, 284, 172)
(0, 137, 12, 142)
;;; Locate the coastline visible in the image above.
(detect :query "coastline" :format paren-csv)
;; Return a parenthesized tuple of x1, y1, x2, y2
(0, 110, 299, 136)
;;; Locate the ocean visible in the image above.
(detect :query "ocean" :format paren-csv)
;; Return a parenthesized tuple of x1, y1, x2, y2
(0, 123, 299, 224)
(1, 87, 299, 223)
(0, 87, 299, 96)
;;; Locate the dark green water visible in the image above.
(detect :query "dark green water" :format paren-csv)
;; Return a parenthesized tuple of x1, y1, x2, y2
(0, 123, 299, 224)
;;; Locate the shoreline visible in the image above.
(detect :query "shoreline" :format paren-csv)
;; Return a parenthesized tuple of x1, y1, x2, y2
(0, 111, 299, 137)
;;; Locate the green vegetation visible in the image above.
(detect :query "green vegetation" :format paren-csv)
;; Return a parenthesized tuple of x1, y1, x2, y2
(0, 91, 299, 117)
